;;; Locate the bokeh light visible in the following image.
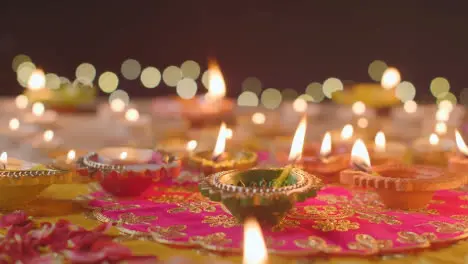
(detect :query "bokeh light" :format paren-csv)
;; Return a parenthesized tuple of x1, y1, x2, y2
(176, 78, 198, 99)
(261, 88, 282, 109)
(201, 70, 211, 89)
(75, 63, 96, 85)
(352, 101, 366, 115)
(430, 77, 450, 98)
(108, 89, 130, 106)
(162, 66, 182, 87)
(242, 77, 262, 95)
(98, 71, 119, 93)
(237, 91, 259, 107)
(438, 100, 454, 112)
(298, 94, 314, 102)
(12, 54, 32, 72)
(251, 112, 266, 124)
(293, 98, 308, 112)
(305, 82, 325, 102)
(60, 77, 71, 84)
(368, 60, 388, 82)
(17, 62, 36, 87)
(395, 81, 416, 102)
(27, 69, 46, 90)
(15, 95, 28, 109)
(322, 78, 343, 98)
(45, 73, 61, 89)
(140, 67, 161, 88)
(436, 92, 457, 105)
(180, 60, 201, 80)
(121, 59, 142, 80)
(403, 100, 417, 113)
(109, 98, 126, 113)
(282, 88, 298, 101)
(381, 67, 401, 89)
(357, 117, 368, 128)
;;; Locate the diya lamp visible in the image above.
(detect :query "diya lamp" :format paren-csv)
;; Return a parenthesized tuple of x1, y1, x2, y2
(51, 149, 94, 183)
(447, 130, 468, 186)
(372, 131, 409, 164)
(340, 140, 463, 210)
(411, 133, 455, 166)
(330, 124, 357, 154)
(2, 95, 29, 116)
(23, 102, 58, 127)
(31, 130, 63, 153)
(98, 98, 130, 120)
(121, 108, 152, 147)
(82, 147, 181, 197)
(243, 218, 268, 264)
(189, 122, 257, 176)
(0, 118, 39, 143)
(179, 60, 235, 128)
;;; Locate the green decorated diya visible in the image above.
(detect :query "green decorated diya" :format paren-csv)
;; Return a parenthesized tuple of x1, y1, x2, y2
(200, 168, 323, 225)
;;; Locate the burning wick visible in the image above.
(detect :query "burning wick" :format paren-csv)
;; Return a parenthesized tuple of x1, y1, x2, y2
(350, 139, 372, 173)
(212, 122, 227, 161)
(429, 133, 439, 146)
(66, 150, 76, 163)
(0, 152, 7, 170)
(32, 102, 45, 117)
(320, 132, 332, 160)
(120, 152, 128, 160)
(455, 130, 468, 157)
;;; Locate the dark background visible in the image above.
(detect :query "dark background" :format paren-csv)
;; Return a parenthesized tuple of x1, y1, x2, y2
(1, 1, 467, 101)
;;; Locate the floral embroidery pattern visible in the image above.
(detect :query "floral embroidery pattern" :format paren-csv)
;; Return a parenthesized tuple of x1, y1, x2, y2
(202, 215, 240, 228)
(356, 212, 402, 225)
(272, 218, 300, 232)
(117, 212, 157, 225)
(397, 231, 437, 245)
(149, 194, 186, 204)
(316, 195, 348, 204)
(102, 203, 141, 211)
(347, 234, 393, 253)
(288, 205, 354, 220)
(426, 221, 466, 234)
(151, 225, 187, 240)
(312, 219, 360, 232)
(294, 236, 342, 253)
(459, 195, 468, 201)
(450, 215, 468, 225)
(189, 232, 232, 247)
(168, 201, 217, 214)
(265, 237, 286, 248)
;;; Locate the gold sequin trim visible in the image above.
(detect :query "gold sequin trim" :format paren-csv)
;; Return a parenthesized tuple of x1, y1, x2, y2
(347, 234, 393, 253)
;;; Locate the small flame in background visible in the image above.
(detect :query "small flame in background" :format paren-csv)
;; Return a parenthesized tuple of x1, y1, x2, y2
(120, 151, 128, 160)
(341, 124, 353, 140)
(9, 118, 20, 131)
(32, 102, 45, 117)
(429, 133, 439, 145)
(288, 116, 307, 161)
(320, 132, 332, 157)
(351, 139, 371, 167)
(213, 122, 227, 158)
(67, 150, 76, 162)
(125, 108, 140, 122)
(43, 130, 54, 142)
(455, 130, 468, 156)
(374, 131, 386, 152)
(205, 59, 226, 102)
(186, 140, 197, 152)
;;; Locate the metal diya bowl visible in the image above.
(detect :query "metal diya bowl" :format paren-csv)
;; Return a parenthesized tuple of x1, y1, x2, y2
(82, 147, 181, 197)
(189, 150, 257, 176)
(200, 168, 323, 225)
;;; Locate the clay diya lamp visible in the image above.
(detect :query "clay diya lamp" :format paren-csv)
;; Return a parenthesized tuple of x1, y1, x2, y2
(82, 147, 181, 197)
(447, 130, 468, 187)
(330, 124, 359, 154)
(23, 102, 58, 128)
(0, 118, 40, 144)
(51, 149, 94, 183)
(199, 167, 323, 225)
(188, 123, 257, 175)
(411, 133, 455, 167)
(0, 152, 73, 210)
(372, 131, 410, 164)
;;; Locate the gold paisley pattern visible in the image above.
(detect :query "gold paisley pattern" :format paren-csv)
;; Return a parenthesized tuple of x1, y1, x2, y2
(356, 212, 402, 225)
(459, 195, 468, 201)
(294, 236, 342, 253)
(347, 234, 393, 253)
(271, 218, 300, 232)
(312, 219, 360, 232)
(117, 212, 157, 225)
(451, 215, 468, 225)
(189, 232, 232, 247)
(397, 231, 437, 245)
(426, 221, 467, 234)
(265, 237, 286, 248)
(149, 194, 186, 204)
(288, 205, 354, 220)
(168, 201, 217, 214)
(151, 225, 187, 240)
(316, 194, 348, 204)
(202, 215, 240, 228)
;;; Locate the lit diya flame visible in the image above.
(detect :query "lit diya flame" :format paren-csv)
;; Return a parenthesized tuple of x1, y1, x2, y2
(205, 60, 226, 103)
(351, 139, 371, 172)
(320, 132, 332, 158)
(435, 122, 447, 135)
(213, 122, 227, 160)
(381, 67, 401, 89)
(110, 98, 126, 113)
(67, 150, 76, 163)
(243, 218, 268, 264)
(455, 130, 468, 156)
(27, 69, 46, 90)
(9, 118, 20, 131)
(43, 130, 54, 142)
(120, 151, 128, 160)
(15, 95, 28, 110)
(32, 102, 45, 117)
(125, 108, 139, 122)
(341, 124, 353, 141)
(289, 116, 307, 161)
(0, 152, 7, 169)
(374, 131, 386, 153)
(429, 133, 439, 146)
(186, 140, 198, 152)
(252, 112, 266, 124)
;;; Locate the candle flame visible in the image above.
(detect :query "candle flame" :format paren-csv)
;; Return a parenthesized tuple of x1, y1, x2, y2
(43, 130, 54, 142)
(455, 130, 468, 156)
(251, 112, 266, 124)
(110, 98, 126, 113)
(225, 128, 233, 139)
(435, 122, 447, 135)
(351, 139, 371, 167)
(320, 132, 332, 157)
(32, 102, 45, 117)
(243, 218, 267, 264)
(9, 118, 20, 131)
(186, 140, 198, 152)
(374, 131, 386, 152)
(0, 152, 7, 164)
(340, 124, 353, 140)
(67, 150, 76, 162)
(125, 108, 140, 122)
(352, 101, 366, 115)
(213, 122, 227, 158)
(206, 60, 226, 102)
(429, 133, 439, 145)
(288, 117, 307, 161)
(27, 69, 46, 90)
(15, 95, 28, 109)
(381, 67, 401, 89)
(120, 151, 128, 160)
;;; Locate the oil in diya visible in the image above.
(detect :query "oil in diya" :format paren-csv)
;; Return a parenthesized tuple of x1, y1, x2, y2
(411, 133, 455, 166)
(188, 122, 257, 176)
(447, 130, 468, 187)
(340, 140, 463, 210)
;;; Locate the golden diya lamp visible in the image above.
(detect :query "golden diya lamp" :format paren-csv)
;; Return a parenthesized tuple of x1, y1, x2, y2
(82, 147, 181, 197)
(447, 130, 468, 186)
(189, 122, 257, 176)
(411, 133, 455, 166)
(0, 152, 74, 210)
(340, 140, 463, 210)
(51, 149, 94, 183)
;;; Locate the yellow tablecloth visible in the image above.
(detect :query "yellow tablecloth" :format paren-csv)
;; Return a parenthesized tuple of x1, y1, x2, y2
(16, 184, 467, 264)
